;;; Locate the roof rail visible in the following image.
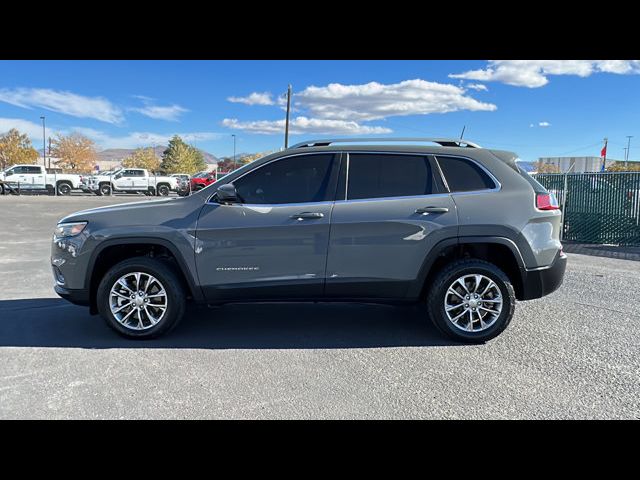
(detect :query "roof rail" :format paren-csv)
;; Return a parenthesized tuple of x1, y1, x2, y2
(289, 137, 482, 149)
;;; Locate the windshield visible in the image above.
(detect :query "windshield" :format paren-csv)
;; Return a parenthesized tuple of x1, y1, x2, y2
(192, 171, 208, 178)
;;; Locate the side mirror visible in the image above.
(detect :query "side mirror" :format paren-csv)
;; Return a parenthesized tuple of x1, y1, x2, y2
(216, 183, 239, 204)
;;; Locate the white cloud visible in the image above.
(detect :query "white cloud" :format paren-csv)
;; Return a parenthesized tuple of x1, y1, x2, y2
(466, 83, 488, 91)
(0, 88, 123, 123)
(449, 60, 640, 88)
(538, 121, 551, 127)
(73, 127, 220, 149)
(295, 79, 496, 121)
(131, 104, 188, 121)
(222, 117, 392, 135)
(0, 117, 47, 139)
(228, 92, 275, 106)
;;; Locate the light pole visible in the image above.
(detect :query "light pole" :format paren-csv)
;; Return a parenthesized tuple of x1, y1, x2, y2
(625, 135, 633, 168)
(40, 116, 46, 168)
(232, 134, 237, 171)
(284, 84, 292, 148)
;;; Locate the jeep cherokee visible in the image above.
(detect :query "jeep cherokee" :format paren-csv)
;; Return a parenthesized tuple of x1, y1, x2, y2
(51, 138, 566, 342)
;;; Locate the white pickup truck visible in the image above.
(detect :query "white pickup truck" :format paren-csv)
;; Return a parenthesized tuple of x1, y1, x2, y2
(87, 168, 179, 196)
(0, 164, 82, 195)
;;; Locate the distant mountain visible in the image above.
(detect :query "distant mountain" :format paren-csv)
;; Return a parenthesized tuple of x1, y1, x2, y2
(97, 146, 219, 165)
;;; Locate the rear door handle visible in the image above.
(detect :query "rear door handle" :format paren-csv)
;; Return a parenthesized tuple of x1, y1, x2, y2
(290, 212, 325, 220)
(415, 206, 449, 215)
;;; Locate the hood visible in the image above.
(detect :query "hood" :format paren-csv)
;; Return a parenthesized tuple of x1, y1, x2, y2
(59, 197, 183, 224)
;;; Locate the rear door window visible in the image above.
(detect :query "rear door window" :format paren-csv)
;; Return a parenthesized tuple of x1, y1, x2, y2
(347, 153, 434, 200)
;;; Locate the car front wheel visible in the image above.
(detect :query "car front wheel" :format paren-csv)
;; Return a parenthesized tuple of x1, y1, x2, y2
(426, 259, 515, 343)
(97, 257, 186, 339)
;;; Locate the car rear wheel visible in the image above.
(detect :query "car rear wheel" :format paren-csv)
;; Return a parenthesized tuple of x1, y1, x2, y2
(57, 182, 72, 195)
(97, 257, 186, 339)
(157, 184, 170, 196)
(426, 259, 515, 343)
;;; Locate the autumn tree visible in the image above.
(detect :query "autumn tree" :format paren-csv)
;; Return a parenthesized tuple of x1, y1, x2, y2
(217, 151, 273, 172)
(606, 161, 640, 172)
(534, 160, 560, 173)
(0, 128, 39, 170)
(51, 132, 98, 172)
(160, 135, 206, 174)
(122, 147, 160, 172)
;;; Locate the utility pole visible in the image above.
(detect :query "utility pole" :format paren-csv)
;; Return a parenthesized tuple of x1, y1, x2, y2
(232, 134, 237, 171)
(47, 137, 51, 169)
(284, 84, 292, 149)
(40, 116, 46, 168)
(625, 135, 633, 167)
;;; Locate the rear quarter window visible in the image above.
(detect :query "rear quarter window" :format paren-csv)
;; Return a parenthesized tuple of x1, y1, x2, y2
(436, 156, 496, 192)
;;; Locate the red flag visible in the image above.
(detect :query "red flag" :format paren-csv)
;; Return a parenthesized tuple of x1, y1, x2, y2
(600, 143, 607, 157)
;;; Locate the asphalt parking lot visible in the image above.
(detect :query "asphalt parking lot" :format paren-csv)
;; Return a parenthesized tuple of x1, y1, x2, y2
(0, 195, 638, 419)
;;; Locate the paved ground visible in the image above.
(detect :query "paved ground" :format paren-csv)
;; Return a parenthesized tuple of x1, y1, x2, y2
(0, 196, 638, 419)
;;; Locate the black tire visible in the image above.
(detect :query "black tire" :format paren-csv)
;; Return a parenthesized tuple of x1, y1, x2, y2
(46, 185, 55, 196)
(57, 182, 72, 196)
(99, 183, 112, 196)
(157, 184, 170, 196)
(426, 259, 516, 344)
(97, 257, 186, 339)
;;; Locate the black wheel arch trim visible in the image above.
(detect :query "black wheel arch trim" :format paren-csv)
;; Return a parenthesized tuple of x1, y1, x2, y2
(409, 235, 530, 298)
(85, 236, 204, 304)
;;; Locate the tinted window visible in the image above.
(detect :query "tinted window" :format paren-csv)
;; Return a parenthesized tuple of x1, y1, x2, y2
(347, 154, 433, 200)
(233, 154, 336, 204)
(437, 156, 496, 192)
(9, 167, 23, 174)
(26, 166, 42, 174)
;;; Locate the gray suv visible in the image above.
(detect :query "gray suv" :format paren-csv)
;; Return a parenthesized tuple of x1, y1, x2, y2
(51, 138, 566, 343)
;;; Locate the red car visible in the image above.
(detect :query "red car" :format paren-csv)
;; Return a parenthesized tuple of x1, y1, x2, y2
(190, 171, 216, 191)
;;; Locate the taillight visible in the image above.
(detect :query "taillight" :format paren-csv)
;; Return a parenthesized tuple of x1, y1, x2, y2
(536, 193, 559, 210)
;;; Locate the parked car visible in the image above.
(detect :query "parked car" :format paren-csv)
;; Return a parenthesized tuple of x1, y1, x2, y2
(87, 168, 179, 196)
(190, 171, 216, 191)
(171, 173, 191, 196)
(0, 164, 82, 195)
(51, 137, 566, 342)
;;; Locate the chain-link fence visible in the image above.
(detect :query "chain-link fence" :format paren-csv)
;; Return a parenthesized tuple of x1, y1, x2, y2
(534, 172, 640, 246)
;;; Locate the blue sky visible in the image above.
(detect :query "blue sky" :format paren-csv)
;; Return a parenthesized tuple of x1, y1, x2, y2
(1, 60, 639, 161)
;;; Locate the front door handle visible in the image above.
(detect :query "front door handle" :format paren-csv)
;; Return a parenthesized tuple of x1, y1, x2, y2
(415, 206, 449, 215)
(290, 212, 325, 220)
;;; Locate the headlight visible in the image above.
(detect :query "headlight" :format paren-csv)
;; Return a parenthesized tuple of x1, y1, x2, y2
(54, 222, 87, 238)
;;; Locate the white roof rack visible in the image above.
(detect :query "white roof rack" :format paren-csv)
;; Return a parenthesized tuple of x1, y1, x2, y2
(289, 137, 482, 149)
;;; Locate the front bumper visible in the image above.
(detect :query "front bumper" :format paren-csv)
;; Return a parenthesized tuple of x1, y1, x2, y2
(520, 251, 567, 300)
(54, 284, 90, 306)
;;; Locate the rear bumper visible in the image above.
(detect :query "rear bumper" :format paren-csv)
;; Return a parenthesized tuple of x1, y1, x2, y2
(520, 251, 567, 300)
(54, 284, 90, 306)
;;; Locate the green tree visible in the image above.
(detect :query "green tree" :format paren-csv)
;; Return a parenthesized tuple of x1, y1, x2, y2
(51, 132, 98, 172)
(0, 128, 39, 170)
(122, 147, 160, 172)
(160, 135, 206, 174)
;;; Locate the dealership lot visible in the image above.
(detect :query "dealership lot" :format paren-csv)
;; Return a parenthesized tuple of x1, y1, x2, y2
(0, 196, 638, 419)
